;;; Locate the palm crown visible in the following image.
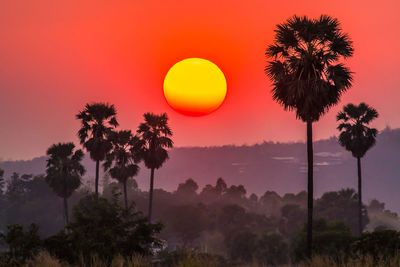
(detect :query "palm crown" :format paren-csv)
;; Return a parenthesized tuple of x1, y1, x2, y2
(265, 15, 353, 122)
(76, 103, 119, 161)
(136, 113, 173, 170)
(104, 130, 140, 184)
(337, 103, 379, 158)
(46, 142, 85, 198)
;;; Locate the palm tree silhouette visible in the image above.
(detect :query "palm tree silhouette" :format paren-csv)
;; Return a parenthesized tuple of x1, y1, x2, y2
(76, 103, 118, 196)
(337, 103, 378, 235)
(136, 113, 173, 221)
(265, 15, 353, 257)
(45, 143, 85, 224)
(104, 130, 140, 209)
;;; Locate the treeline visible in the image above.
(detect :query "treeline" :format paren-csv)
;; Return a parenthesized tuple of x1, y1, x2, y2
(1, 171, 400, 265)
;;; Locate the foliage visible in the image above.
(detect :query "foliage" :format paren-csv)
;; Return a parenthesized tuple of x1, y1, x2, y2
(265, 15, 353, 122)
(337, 103, 379, 158)
(63, 194, 163, 263)
(136, 113, 173, 170)
(294, 218, 355, 261)
(76, 102, 119, 195)
(352, 230, 400, 260)
(104, 130, 140, 208)
(315, 188, 369, 234)
(254, 232, 289, 266)
(45, 143, 85, 199)
(0, 223, 42, 265)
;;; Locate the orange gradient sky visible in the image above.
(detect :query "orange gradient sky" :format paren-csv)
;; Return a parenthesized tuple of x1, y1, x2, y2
(0, 0, 399, 160)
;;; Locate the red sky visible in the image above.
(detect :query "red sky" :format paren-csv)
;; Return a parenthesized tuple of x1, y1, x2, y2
(0, 0, 399, 160)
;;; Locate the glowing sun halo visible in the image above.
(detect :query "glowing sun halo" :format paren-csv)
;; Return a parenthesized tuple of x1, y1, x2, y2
(163, 58, 227, 116)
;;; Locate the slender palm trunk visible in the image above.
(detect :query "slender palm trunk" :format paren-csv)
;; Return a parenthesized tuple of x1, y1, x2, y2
(306, 120, 314, 259)
(95, 160, 99, 197)
(123, 181, 128, 209)
(357, 157, 362, 235)
(148, 168, 155, 222)
(64, 197, 69, 224)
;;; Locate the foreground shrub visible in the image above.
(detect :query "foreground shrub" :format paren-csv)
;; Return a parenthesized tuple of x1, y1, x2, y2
(294, 218, 354, 261)
(352, 230, 400, 259)
(53, 194, 163, 264)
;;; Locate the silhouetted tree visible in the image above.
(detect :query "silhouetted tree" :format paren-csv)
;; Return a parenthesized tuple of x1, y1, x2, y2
(76, 103, 118, 196)
(45, 143, 85, 224)
(175, 178, 199, 199)
(315, 188, 369, 234)
(104, 130, 140, 209)
(265, 15, 354, 257)
(337, 102, 378, 235)
(136, 113, 173, 222)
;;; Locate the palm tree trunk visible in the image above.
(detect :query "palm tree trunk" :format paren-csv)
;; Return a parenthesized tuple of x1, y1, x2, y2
(306, 120, 314, 259)
(123, 181, 128, 209)
(148, 168, 155, 222)
(64, 197, 69, 225)
(357, 157, 362, 235)
(95, 160, 99, 197)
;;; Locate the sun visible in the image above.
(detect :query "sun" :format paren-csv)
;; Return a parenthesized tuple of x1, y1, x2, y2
(163, 58, 227, 116)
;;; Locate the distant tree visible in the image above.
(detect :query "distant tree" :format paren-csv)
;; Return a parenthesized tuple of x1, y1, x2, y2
(224, 185, 246, 204)
(168, 204, 207, 247)
(136, 113, 173, 221)
(6, 172, 27, 202)
(279, 204, 306, 238)
(104, 130, 140, 209)
(76, 103, 118, 196)
(315, 189, 369, 234)
(199, 178, 227, 203)
(45, 143, 85, 224)
(215, 177, 227, 194)
(368, 199, 385, 213)
(175, 178, 199, 199)
(337, 103, 378, 235)
(265, 15, 354, 257)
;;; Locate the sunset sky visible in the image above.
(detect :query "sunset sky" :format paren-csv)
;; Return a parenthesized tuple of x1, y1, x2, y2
(0, 0, 399, 160)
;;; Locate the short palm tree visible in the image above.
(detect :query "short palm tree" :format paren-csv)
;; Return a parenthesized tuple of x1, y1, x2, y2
(136, 113, 173, 221)
(337, 103, 378, 235)
(265, 15, 353, 257)
(76, 103, 118, 196)
(104, 130, 140, 209)
(46, 142, 85, 224)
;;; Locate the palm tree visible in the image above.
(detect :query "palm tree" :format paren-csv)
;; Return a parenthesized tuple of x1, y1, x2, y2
(76, 103, 118, 196)
(265, 15, 353, 257)
(136, 113, 173, 221)
(45, 142, 85, 224)
(104, 130, 140, 209)
(337, 103, 378, 235)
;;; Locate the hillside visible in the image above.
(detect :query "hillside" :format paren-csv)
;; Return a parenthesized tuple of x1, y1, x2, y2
(1, 127, 399, 212)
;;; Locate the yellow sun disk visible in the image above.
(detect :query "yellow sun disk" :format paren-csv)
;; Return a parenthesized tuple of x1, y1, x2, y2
(163, 58, 227, 116)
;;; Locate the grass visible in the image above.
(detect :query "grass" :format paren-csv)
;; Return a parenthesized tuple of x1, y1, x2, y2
(16, 252, 400, 267)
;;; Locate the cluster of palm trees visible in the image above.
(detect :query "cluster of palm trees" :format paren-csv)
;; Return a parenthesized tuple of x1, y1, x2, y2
(45, 104, 173, 224)
(266, 15, 378, 258)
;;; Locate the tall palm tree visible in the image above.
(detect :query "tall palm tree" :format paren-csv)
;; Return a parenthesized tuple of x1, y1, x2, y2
(76, 103, 118, 196)
(45, 142, 85, 224)
(265, 15, 353, 257)
(104, 130, 140, 209)
(337, 103, 378, 235)
(136, 113, 173, 221)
